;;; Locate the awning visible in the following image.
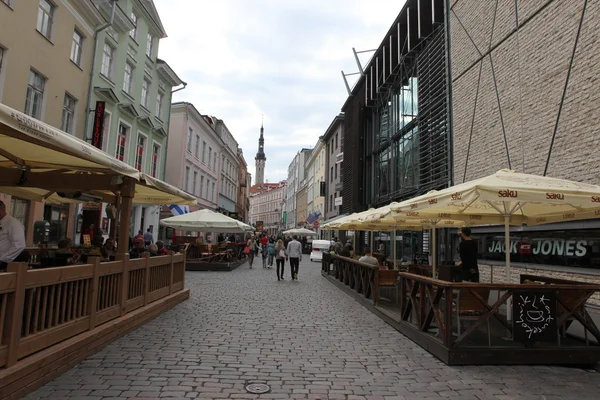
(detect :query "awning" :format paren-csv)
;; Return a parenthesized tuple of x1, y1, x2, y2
(0, 103, 196, 205)
(160, 209, 253, 233)
(320, 213, 348, 226)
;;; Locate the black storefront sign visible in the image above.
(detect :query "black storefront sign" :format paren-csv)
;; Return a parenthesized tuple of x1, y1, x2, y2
(91, 101, 105, 149)
(512, 290, 557, 343)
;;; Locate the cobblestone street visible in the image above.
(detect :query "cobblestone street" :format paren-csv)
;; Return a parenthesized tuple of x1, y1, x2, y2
(27, 259, 600, 400)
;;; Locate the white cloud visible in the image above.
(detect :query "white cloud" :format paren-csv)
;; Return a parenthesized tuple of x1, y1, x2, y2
(155, 0, 405, 181)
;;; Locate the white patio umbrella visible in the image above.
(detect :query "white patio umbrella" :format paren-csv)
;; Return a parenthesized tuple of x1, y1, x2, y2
(282, 228, 319, 236)
(160, 209, 253, 233)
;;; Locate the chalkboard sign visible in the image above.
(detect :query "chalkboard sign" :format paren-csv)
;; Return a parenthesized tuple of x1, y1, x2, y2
(414, 253, 429, 265)
(512, 291, 557, 342)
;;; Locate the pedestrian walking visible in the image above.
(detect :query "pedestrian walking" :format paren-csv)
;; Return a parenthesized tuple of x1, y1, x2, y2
(275, 239, 287, 281)
(267, 238, 275, 268)
(261, 242, 268, 268)
(286, 235, 302, 280)
(247, 236, 258, 268)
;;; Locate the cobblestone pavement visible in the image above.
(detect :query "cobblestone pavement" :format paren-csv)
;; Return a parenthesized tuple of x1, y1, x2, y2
(27, 259, 600, 400)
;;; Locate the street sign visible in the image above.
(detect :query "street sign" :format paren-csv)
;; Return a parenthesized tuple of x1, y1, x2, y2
(313, 220, 320, 229)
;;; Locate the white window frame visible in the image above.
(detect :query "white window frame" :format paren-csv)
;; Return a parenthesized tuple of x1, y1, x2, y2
(194, 134, 200, 158)
(25, 69, 46, 119)
(37, 0, 55, 40)
(101, 42, 114, 80)
(129, 12, 138, 40)
(192, 169, 198, 195)
(202, 141, 206, 163)
(146, 33, 153, 58)
(184, 165, 191, 192)
(200, 175, 205, 199)
(115, 119, 132, 163)
(150, 140, 161, 178)
(123, 62, 134, 94)
(141, 78, 150, 108)
(187, 128, 193, 153)
(134, 131, 148, 172)
(70, 29, 83, 66)
(156, 91, 164, 119)
(60, 92, 76, 134)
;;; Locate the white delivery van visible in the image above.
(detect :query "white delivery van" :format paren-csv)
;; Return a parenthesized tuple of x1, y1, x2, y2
(310, 240, 331, 262)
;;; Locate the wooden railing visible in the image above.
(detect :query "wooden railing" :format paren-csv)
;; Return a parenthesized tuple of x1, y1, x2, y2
(398, 272, 600, 349)
(322, 253, 381, 303)
(0, 253, 186, 369)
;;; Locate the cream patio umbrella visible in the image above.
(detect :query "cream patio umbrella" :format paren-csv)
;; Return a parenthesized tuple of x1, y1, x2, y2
(387, 169, 600, 282)
(282, 228, 319, 236)
(160, 209, 253, 233)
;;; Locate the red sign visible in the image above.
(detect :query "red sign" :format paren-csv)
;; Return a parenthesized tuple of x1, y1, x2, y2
(91, 101, 105, 149)
(313, 220, 320, 229)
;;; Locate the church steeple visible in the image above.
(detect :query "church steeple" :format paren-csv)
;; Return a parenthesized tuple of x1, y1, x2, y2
(255, 120, 266, 184)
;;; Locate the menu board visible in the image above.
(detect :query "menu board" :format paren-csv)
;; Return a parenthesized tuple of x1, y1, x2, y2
(512, 291, 557, 342)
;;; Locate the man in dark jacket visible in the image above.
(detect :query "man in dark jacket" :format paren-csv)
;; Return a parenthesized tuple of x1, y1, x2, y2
(456, 227, 479, 282)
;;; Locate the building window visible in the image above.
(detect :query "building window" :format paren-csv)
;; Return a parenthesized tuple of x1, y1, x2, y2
(70, 30, 83, 66)
(184, 128, 191, 153)
(37, 0, 54, 40)
(135, 135, 145, 171)
(330, 166, 333, 182)
(202, 141, 206, 163)
(156, 92, 163, 118)
(212, 152, 217, 170)
(193, 134, 200, 157)
(208, 147, 212, 167)
(116, 124, 128, 161)
(129, 12, 138, 40)
(151, 143, 159, 177)
(192, 170, 198, 195)
(25, 70, 45, 119)
(185, 166, 190, 192)
(335, 133, 338, 149)
(211, 182, 216, 202)
(60, 93, 76, 134)
(200, 175, 204, 199)
(123, 62, 134, 94)
(146, 33, 153, 58)
(141, 79, 149, 108)
(334, 163, 338, 179)
(101, 43, 114, 80)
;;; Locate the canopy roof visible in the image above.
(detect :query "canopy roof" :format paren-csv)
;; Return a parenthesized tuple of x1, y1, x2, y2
(386, 169, 600, 225)
(0, 103, 195, 205)
(160, 209, 253, 233)
(283, 228, 318, 236)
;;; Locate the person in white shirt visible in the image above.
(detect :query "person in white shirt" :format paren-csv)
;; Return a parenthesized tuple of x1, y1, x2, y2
(286, 235, 303, 280)
(359, 247, 380, 268)
(0, 200, 27, 271)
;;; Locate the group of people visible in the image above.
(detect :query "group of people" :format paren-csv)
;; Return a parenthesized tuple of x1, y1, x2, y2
(246, 234, 303, 281)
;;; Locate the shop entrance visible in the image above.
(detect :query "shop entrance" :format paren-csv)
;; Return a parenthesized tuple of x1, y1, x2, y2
(81, 203, 101, 242)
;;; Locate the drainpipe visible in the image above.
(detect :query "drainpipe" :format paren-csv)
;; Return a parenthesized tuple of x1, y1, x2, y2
(83, 0, 118, 142)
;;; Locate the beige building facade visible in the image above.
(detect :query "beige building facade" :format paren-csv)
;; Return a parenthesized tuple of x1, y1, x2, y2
(249, 182, 286, 235)
(0, 0, 106, 244)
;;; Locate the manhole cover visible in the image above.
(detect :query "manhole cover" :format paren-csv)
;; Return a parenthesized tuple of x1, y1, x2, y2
(246, 383, 270, 394)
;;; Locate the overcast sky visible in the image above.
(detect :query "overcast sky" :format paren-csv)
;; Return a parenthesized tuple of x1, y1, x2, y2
(154, 0, 405, 183)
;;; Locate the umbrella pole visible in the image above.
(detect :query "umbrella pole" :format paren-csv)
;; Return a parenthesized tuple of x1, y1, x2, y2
(504, 214, 513, 323)
(432, 228, 437, 279)
(393, 230, 397, 270)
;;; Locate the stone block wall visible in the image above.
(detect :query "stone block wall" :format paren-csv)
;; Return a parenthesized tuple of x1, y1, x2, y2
(451, 0, 600, 184)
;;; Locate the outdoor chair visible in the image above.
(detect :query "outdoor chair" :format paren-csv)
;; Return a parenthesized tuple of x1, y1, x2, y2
(454, 288, 491, 345)
(378, 270, 400, 304)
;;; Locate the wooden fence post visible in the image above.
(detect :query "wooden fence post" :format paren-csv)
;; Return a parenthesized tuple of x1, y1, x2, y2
(169, 254, 174, 295)
(373, 268, 380, 306)
(88, 257, 101, 330)
(143, 253, 150, 306)
(5, 262, 28, 367)
(119, 255, 130, 316)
